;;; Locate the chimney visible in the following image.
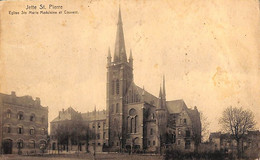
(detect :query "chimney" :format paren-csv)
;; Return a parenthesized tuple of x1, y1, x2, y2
(11, 91, 16, 97)
(35, 97, 41, 106)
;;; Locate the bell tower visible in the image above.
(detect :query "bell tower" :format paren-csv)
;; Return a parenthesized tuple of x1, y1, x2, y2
(106, 7, 133, 149)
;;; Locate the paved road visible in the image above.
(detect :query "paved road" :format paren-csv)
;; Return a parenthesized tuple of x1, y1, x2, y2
(0, 153, 163, 160)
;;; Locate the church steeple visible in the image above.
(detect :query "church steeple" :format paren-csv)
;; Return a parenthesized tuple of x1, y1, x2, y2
(113, 6, 127, 63)
(107, 47, 112, 66)
(162, 75, 166, 100)
(129, 49, 133, 67)
(158, 85, 163, 109)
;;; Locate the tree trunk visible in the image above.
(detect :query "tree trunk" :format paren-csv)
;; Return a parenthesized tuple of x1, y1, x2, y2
(236, 139, 240, 159)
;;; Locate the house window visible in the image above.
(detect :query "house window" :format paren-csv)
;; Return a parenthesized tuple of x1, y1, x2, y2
(5, 125, 11, 133)
(29, 140, 35, 148)
(103, 122, 106, 129)
(17, 139, 23, 148)
(150, 128, 153, 135)
(41, 128, 46, 135)
(41, 116, 45, 124)
(153, 141, 155, 145)
(178, 129, 181, 135)
(30, 114, 35, 122)
(6, 110, 11, 118)
(98, 123, 101, 129)
(30, 127, 35, 135)
(116, 103, 119, 113)
(178, 140, 181, 145)
(18, 126, 23, 134)
(186, 130, 190, 137)
(103, 132, 106, 139)
(116, 79, 119, 94)
(92, 123, 95, 129)
(97, 134, 100, 139)
(184, 118, 187, 124)
(17, 112, 24, 120)
(185, 140, 191, 149)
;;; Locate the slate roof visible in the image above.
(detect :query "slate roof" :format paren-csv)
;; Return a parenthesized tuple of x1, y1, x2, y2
(51, 107, 79, 122)
(82, 110, 106, 121)
(166, 99, 187, 114)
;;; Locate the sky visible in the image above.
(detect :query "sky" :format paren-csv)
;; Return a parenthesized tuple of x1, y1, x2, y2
(1, 0, 260, 134)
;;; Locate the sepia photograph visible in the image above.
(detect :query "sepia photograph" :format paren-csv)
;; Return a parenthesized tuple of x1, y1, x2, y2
(0, 0, 259, 159)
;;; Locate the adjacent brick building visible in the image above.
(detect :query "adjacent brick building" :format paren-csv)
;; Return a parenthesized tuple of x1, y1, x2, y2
(0, 92, 48, 154)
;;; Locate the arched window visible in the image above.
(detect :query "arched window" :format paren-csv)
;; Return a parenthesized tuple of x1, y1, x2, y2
(30, 127, 35, 135)
(29, 140, 35, 148)
(41, 128, 46, 135)
(39, 140, 46, 150)
(6, 110, 11, 118)
(111, 80, 115, 95)
(17, 112, 24, 120)
(178, 128, 181, 135)
(17, 139, 23, 148)
(41, 116, 45, 124)
(134, 116, 137, 133)
(18, 126, 23, 134)
(6, 124, 11, 133)
(111, 104, 114, 113)
(116, 79, 119, 94)
(131, 118, 134, 133)
(129, 108, 137, 133)
(116, 103, 119, 113)
(30, 114, 35, 122)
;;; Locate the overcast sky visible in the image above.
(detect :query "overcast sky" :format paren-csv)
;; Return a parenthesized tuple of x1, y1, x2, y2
(1, 0, 260, 133)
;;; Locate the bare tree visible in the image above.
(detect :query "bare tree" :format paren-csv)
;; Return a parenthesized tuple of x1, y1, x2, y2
(200, 112, 210, 142)
(219, 106, 256, 158)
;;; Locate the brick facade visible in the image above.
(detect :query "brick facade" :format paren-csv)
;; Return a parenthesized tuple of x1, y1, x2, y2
(0, 92, 48, 154)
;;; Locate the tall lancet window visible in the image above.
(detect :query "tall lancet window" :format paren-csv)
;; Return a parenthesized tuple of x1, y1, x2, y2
(129, 108, 137, 133)
(111, 80, 115, 95)
(116, 79, 120, 94)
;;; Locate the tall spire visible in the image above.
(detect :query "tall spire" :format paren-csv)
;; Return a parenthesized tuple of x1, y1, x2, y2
(107, 47, 112, 66)
(129, 49, 133, 67)
(162, 75, 166, 100)
(158, 85, 163, 109)
(113, 6, 127, 63)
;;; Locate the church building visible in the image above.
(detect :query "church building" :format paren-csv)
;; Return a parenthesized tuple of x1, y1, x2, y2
(50, 7, 201, 153)
(104, 8, 201, 153)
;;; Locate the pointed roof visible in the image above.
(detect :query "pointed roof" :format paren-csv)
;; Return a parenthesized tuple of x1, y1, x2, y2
(157, 86, 163, 109)
(129, 49, 133, 60)
(108, 47, 111, 58)
(163, 75, 166, 99)
(113, 6, 127, 63)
